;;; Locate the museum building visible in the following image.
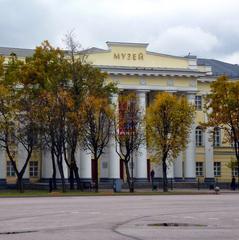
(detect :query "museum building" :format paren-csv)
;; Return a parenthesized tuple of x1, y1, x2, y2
(0, 41, 239, 186)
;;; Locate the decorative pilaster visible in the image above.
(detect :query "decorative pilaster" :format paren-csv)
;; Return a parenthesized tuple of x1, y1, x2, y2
(184, 94, 196, 181)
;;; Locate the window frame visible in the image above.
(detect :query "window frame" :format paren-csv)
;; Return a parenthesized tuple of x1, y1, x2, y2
(214, 162, 221, 177)
(195, 95, 202, 110)
(196, 162, 204, 177)
(195, 127, 204, 147)
(29, 161, 39, 177)
(6, 161, 16, 177)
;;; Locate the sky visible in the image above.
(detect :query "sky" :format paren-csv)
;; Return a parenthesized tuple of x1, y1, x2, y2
(0, 0, 239, 64)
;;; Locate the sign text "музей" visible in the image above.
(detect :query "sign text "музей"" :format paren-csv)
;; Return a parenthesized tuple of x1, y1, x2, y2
(113, 53, 144, 61)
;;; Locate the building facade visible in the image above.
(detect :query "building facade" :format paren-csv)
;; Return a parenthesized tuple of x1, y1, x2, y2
(1, 41, 239, 186)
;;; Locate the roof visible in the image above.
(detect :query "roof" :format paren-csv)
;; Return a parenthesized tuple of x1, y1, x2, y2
(198, 58, 239, 78)
(0, 47, 34, 57)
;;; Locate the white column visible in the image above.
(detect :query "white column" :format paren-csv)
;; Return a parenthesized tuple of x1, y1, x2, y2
(0, 149, 6, 184)
(167, 159, 174, 179)
(109, 93, 120, 179)
(184, 94, 196, 180)
(204, 128, 214, 179)
(136, 91, 147, 180)
(174, 152, 183, 180)
(80, 150, 92, 180)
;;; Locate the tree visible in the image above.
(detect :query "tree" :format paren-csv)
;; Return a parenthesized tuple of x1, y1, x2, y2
(146, 92, 194, 192)
(114, 93, 145, 192)
(81, 96, 114, 192)
(0, 55, 40, 192)
(205, 76, 239, 189)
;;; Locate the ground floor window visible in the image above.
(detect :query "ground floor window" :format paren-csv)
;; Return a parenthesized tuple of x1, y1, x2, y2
(214, 162, 221, 177)
(6, 161, 16, 177)
(232, 167, 238, 177)
(196, 162, 204, 176)
(29, 161, 39, 177)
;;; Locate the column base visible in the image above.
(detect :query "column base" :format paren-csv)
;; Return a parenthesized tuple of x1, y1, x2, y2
(204, 178, 215, 183)
(184, 177, 197, 182)
(134, 178, 148, 183)
(0, 179, 6, 188)
(80, 178, 92, 183)
(174, 177, 184, 182)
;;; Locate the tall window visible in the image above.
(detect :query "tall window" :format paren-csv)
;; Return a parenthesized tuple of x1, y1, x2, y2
(214, 127, 221, 147)
(29, 161, 38, 177)
(6, 161, 15, 177)
(196, 162, 204, 176)
(196, 127, 203, 146)
(214, 162, 221, 177)
(232, 167, 238, 177)
(195, 96, 202, 110)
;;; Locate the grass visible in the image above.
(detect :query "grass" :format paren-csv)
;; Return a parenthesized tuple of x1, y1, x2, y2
(0, 189, 214, 198)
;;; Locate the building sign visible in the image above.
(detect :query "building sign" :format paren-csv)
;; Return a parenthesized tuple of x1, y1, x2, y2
(113, 52, 144, 61)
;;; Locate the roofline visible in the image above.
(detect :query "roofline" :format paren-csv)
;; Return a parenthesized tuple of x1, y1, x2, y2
(106, 41, 149, 48)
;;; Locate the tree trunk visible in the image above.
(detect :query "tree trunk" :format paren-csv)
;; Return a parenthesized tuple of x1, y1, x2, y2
(69, 166, 75, 190)
(95, 158, 99, 193)
(51, 148, 57, 190)
(57, 155, 66, 192)
(124, 161, 133, 192)
(73, 162, 81, 190)
(162, 158, 168, 192)
(17, 176, 24, 193)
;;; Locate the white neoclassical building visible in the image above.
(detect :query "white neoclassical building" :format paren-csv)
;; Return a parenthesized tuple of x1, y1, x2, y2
(0, 41, 239, 186)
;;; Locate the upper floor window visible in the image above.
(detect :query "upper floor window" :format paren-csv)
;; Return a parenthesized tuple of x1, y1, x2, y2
(196, 127, 203, 146)
(195, 96, 202, 110)
(6, 161, 15, 177)
(214, 127, 221, 147)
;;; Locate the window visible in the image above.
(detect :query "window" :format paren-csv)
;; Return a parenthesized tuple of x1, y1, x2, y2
(214, 162, 221, 177)
(29, 161, 38, 177)
(214, 127, 221, 147)
(232, 167, 238, 177)
(6, 161, 15, 177)
(195, 96, 202, 110)
(196, 127, 203, 146)
(196, 162, 204, 176)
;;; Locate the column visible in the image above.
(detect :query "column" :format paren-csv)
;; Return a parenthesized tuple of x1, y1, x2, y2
(80, 149, 92, 181)
(174, 152, 183, 181)
(0, 149, 6, 185)
(135, 91, 147, 181)
(167, 159, 174, 179)
(204, 112, 214, 183)
(184, 94, 196, 181)
(108, 93, 120, 180)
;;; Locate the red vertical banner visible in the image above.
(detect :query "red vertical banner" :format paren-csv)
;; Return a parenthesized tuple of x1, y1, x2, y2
(147, 159, 151, 182)
(120, 159, 124, 181)
(91, 159, 98, 182)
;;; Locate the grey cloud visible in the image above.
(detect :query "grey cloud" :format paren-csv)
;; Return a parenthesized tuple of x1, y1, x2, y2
(0, 0, 239, 63)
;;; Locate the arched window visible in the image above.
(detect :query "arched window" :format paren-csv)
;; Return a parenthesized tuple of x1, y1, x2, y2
(195, 127, 203, 146)
(214, 127, 221, 147)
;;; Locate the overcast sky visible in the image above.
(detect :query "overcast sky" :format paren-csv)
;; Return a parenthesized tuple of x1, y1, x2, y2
(1, 0, 239, 63)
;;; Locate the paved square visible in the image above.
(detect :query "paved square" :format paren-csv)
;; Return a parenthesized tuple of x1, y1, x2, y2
(0, 194, 239, 239)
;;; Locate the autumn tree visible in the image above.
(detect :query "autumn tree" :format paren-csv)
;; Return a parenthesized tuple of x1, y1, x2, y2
(114, 93, 145, 192)
(81, 96, 114, 192)
(146, 93, 194, 192)
(205, 76, 239, 188)
(0, 55, 40, 192)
